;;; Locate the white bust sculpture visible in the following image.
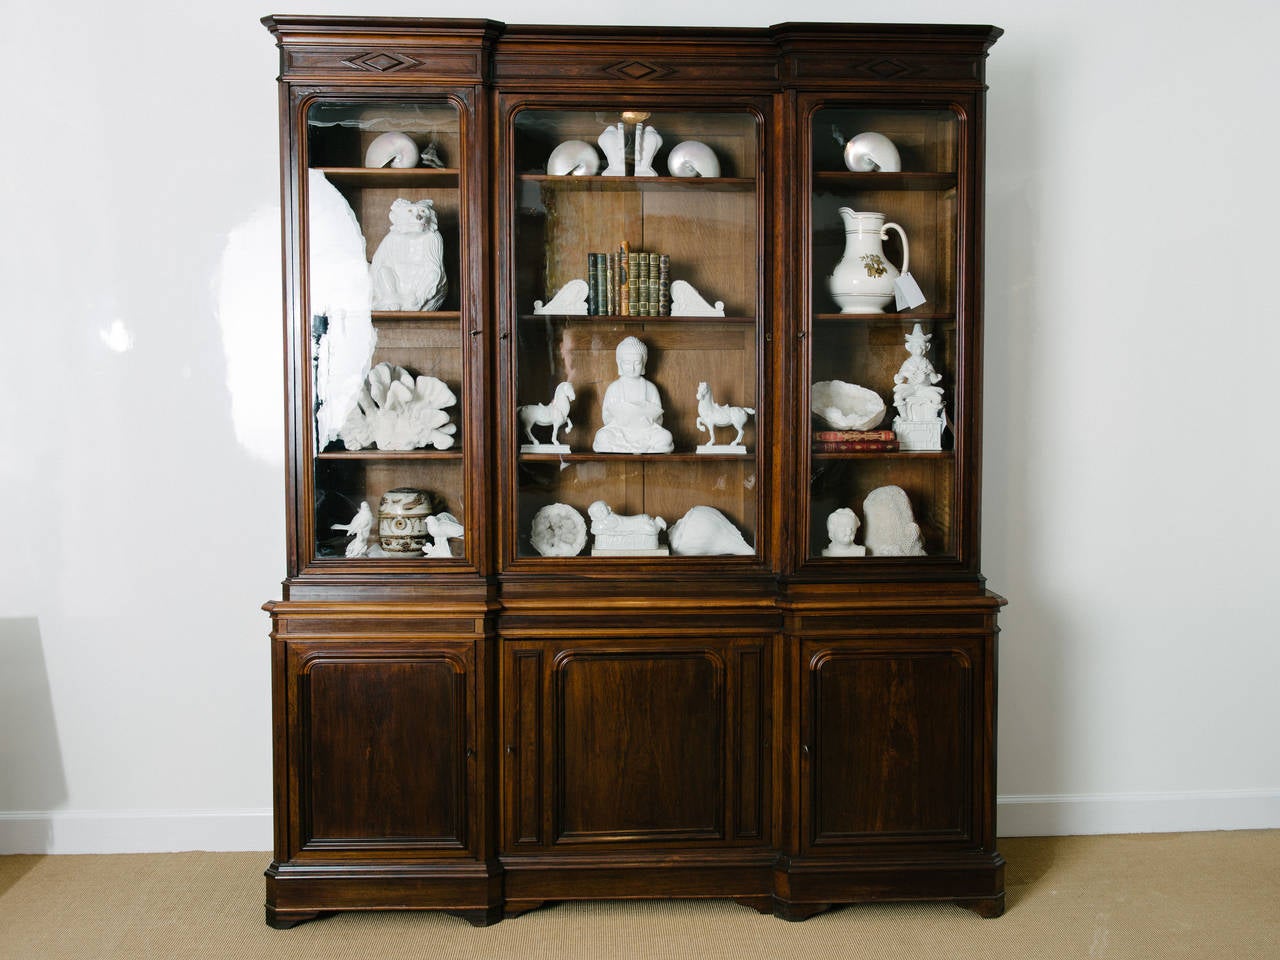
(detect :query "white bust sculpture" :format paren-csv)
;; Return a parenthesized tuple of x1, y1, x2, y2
(370, 198, 448, 312)
(891, 323, 946, 451)
(862, 485, 926, 556)
(592, 336, 674, 454)
(822, 507, 866, 557)
(588, 500, 668, 555)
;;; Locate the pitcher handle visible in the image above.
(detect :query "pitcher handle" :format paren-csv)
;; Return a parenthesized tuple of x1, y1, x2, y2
(881, 222, 909, 275)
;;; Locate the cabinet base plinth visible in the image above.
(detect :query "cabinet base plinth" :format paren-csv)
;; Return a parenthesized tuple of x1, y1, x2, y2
(265, 907, 329, 929)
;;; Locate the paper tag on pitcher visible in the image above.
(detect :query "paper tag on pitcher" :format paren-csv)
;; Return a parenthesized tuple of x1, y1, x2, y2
(894, 272, 927, 310)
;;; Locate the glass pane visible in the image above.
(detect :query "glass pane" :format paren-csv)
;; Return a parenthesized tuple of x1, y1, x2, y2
(807, 106, 959, 561)
(304, 100, 468, 562)
(511, 108, 760, 560)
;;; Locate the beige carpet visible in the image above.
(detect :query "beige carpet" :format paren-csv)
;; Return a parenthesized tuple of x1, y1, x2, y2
(1, 832, 1277, 959)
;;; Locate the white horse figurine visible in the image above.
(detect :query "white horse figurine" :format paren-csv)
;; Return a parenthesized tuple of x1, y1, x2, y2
(695, 382, 754, 451)
(518, 381, 575, 450)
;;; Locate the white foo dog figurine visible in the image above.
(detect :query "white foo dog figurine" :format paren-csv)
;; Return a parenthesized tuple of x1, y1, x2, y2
(695, 382, 754, 453)
(370, 198, 448, 311)
(891, 323, 947, 451)
(862, 485, 926, 556)
(587, 501, 668, 555)
(822, 507, 866, 557)
(593, 336, 674, 454)
(518, 381, 575, 452)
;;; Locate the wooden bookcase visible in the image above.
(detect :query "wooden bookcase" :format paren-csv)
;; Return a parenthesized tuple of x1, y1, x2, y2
(262, 16, 1004, 927)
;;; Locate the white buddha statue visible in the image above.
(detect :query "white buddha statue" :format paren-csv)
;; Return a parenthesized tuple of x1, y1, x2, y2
(592, 336, 674, 454)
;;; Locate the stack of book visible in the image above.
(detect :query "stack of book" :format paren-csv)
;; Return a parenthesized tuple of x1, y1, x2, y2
(812, 429, 899, 453)
(587, 242, 671, 316)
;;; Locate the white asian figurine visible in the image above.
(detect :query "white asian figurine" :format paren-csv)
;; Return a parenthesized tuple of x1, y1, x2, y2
(547, 139, 601, 176)
(667, 140, 721, 178)
(695, 382, 754, 453)
(669, 280, 725, 318)
(634, 122, 663, 177)
(599, 122, 626, 177)
(338, 361, 457, 451)
(842, 131, 902, 173)
(588, 501, 668, 556)
(862, 485, 926, 557)
(364, 131, 419, 169)
(423, 512, 464, 558)
(891, 323, 947, 451)
(530, 503, 588, 557)
(533, 278, 589, 315)
(822, 507, 866, 557)
(811, 380, 887, 432)
(668, 506, 754, 556)
(592, 336, 674, 454)
(370, 198, 448, 312)
(331, 501, 374, 558)
(518, 382, 575, 452)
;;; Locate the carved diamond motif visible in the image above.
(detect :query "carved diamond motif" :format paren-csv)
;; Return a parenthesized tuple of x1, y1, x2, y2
(605, 59, 674, 81)
(864, 58, 912, 79)
(342, 51, 422, 73)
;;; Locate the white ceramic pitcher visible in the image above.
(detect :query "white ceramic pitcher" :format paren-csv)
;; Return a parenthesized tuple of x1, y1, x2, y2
(827, 207, 910, 313)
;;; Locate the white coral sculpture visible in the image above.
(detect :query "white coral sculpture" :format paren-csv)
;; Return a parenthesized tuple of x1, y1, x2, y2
(339, 361, 458, 451)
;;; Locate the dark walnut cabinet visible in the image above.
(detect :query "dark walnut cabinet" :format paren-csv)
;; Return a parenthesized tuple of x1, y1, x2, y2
(262, 16, 1004, 927)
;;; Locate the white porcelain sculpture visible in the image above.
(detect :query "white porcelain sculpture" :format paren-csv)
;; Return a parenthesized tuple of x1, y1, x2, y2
(822, 507, 866, 557)
(339, 361, 457, 451)
(331, 501, 374, 558)
(519, 382, 575, 452)
(669, 280, 725, 317)
(668, 506, 754, 556)
(370, 198, 448, 312)
(547, 139, 600, 176)
(592, 336, 674, 454)
(378, 488, 434, 555)
(530, 503, 588, 557)
(891, 323, 947, 451)
(695, 382, 754, 453)
(364, 131, 419, 169)
(862, 485, 926, 557)
(634, 122, 663, 176)
(667, 140, 721, 178)
(419, 141, 446, 168)
(423, 512, 464, 558)
(828, 207, 910, 313)
(533, 279, 589, 315)
(810, 380, 887, 431)
(588, 501, 668, 556)
(842, 131, 901, 173)
(599, 122, 626, 176)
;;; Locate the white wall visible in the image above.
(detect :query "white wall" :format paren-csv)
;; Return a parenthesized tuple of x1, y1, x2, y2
(1, 0, 1276, 853)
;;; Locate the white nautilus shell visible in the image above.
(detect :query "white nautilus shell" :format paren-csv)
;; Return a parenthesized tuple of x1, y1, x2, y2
(364, 131, 420, 169)
(547, 140, 601, 176)
(842, 132, 901, 173)
(666, 140, 721, 178)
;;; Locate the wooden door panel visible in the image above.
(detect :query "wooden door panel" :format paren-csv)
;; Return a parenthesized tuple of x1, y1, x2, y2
(806, 646, 971, 845)
(292, 644, 472, 852)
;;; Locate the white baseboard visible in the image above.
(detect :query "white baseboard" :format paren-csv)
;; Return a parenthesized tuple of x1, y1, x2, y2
(998, 788, 1280, 837)
(2, 792, 1277, 854)
(0, 808, 272, 854)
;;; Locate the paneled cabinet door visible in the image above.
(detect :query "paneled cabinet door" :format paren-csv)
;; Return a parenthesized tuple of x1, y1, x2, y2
(282, 639, 477, 860)
(799, 637, 989, 851)
(502, 637, 770, 850)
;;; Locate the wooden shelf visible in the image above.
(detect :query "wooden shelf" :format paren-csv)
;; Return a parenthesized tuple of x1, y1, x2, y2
(316, 449, 463, 461)
(519, 174, 754, 193)
(812, 171, 957, 191)
(316, 167, 461, 188)
(814, 312, 954, 324)
(520, 313, 754, 325)
(811, 450, 953, 460)
(520, 451, 756, 464)
(372, 310, 461, 322)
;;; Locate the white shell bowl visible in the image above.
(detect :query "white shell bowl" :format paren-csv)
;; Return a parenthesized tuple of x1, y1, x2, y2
(811, 380, 887, 431)
(547, 140, 601, 176)
(842, 132, 901, 173)
(667, 140, 721, 178)
(364, 131, 420, 169)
